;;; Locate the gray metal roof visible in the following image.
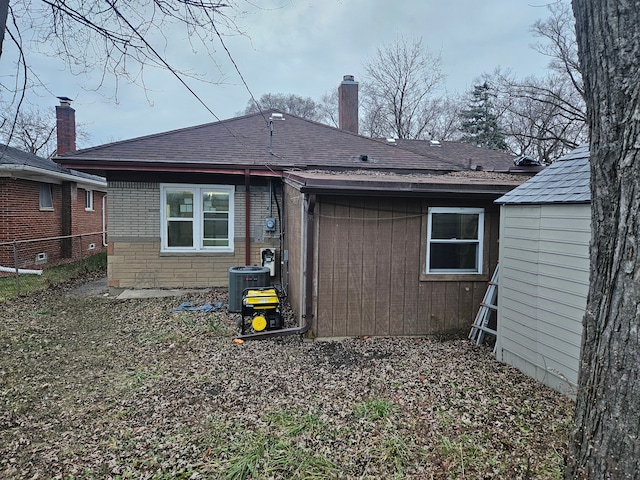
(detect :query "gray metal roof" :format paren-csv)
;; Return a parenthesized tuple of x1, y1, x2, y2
(495, 145, 591, 205)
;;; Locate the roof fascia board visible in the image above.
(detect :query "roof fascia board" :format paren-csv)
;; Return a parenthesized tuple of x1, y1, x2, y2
(57, 161, 286, 178)
(0, 164, 107, 189)
(283, 174, 517, 198)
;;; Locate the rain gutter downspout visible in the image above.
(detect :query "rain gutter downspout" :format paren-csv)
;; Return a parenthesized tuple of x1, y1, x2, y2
(234, 193, 316, 341)
(245, 169, 251, 266)
(102, 194, 108, 247)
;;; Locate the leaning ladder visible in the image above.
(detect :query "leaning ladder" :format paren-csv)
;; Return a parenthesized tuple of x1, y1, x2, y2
(468, 264, 499, 351)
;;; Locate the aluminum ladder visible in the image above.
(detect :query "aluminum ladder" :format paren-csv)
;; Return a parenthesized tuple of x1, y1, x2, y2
(468, 264, 499, 351)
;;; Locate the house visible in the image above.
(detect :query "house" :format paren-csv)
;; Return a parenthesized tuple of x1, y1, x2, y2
(0, 141, 107, 272)
(494, 145, 591, 398)
(56, 76, 542, 338)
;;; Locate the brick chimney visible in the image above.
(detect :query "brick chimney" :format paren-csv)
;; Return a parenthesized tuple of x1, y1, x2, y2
(338, 75, 358, 134)
(56, 97, 76, 155)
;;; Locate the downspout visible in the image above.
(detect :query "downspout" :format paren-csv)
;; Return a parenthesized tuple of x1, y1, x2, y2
(235, 192, 316, 341)
(102, 194, 108, 247)
(301, 193, 316, 334)
(245, 169, 251, 266)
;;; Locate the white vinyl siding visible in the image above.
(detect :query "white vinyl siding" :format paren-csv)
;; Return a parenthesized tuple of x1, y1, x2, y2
(496, 204, 590, 399)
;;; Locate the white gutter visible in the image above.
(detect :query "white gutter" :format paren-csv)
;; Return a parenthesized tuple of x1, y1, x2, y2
(0, 164, 107, 190)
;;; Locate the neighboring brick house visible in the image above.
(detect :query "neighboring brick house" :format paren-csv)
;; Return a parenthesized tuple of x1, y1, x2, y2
(58, 76, 543, 338)
(0, 138, 107, 271)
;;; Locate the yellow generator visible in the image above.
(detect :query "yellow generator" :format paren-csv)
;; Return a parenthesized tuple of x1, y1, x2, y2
(240, 287, 284, 335)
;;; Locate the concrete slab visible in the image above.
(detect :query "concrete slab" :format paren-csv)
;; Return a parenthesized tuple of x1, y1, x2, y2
(116, 288, 210, 299)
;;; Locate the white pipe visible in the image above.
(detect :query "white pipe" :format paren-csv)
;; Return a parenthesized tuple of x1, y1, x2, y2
(0, 265, 43, 275)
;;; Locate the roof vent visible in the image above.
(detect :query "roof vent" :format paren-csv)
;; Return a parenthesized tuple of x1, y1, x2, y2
(386, 138, 397, 144)
(359, 154, 369, 162)
(429, 140, 441, 147)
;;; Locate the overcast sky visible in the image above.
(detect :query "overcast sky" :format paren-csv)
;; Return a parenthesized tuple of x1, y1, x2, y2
(21, 0, 564, 148)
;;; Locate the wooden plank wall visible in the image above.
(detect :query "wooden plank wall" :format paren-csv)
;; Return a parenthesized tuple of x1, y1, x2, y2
(314, 196, 499, 338)
(282, 183, 303, 324)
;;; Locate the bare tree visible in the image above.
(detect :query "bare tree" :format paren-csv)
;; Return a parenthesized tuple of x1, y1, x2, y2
(0, 103, 55, 155)
(241, 93, 323, 121)
(360, 36, 444, 139)
(472, 3, 586, 162)
(565, 0, 640, 478)
(532, 1, 583, 98)
(0, 102, 90, 155)
(1, 0, 250, 147)
(317, 89, 338, 128)
(485, 68, 586, 162)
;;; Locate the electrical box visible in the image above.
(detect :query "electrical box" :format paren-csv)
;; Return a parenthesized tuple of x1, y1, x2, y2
(264, 217, 276, 232)
(260, 248, 276, 277)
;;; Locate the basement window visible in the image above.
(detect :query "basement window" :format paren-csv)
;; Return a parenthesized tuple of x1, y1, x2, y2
(39, 183, 53, 210)
(160, 184, 235, 253)
(426, 207, 484, 274)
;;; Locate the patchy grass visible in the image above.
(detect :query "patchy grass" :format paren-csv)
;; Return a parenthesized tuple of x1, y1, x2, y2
(0, 252, 106, 300)
(0, 279, 574, 479)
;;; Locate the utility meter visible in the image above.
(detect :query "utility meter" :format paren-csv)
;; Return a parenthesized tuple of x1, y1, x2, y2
(265, 217, 276, 232)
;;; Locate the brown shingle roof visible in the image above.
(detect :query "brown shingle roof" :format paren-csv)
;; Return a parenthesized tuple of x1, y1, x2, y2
(58, 110, 459, 174)
(388, 139, 542, 174)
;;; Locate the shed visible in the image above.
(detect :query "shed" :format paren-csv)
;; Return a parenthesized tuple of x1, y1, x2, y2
(494, 145, 591, 398)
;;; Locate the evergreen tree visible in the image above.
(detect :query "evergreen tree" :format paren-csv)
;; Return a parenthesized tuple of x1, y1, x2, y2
(459, 82, 507, 151)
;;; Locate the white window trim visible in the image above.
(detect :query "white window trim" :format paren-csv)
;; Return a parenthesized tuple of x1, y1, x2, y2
(160, 184, 235, 253)
(426, 207, 484, 274)
(39, 183, 53, 210)
(85, 190, 94, 211)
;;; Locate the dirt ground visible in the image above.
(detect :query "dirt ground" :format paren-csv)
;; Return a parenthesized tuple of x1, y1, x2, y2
(0, 274, 574, 479)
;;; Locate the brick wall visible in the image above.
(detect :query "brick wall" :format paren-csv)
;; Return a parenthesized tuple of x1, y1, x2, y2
(107, 180, 282, 288)
(0, 178, 63, 242)
(108, 182, 160, 239)
(0, 177, 107, 269)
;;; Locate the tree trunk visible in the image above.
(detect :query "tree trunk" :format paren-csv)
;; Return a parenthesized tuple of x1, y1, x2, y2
(0, 0, 8, 60)
(566, 1, 640, 478)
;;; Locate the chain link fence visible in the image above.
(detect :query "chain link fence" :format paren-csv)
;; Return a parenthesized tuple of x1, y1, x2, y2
(0, 232, 107, 297)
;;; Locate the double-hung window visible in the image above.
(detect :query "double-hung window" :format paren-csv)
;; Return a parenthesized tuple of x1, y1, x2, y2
(426, 207, 484, 274)
(160, 184, 234, 253)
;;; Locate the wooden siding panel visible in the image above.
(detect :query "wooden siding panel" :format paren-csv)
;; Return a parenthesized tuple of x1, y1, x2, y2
(284, 184, 305, 329)
(389, 199, 408, 335)
(331, 202, 351, 337)
(429, 283, 447, 334)
(316, 201, 336, 337)
(374, 201, 392, 335)
(362, 200, 379, 334)
(312, 196, 500, 338)
(417, 281, 432, 334)
(403, 204, 422, 335)
(444, 282, 461, 331)
(459, 281, 476, 332)
(346, 199, 365, 337)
